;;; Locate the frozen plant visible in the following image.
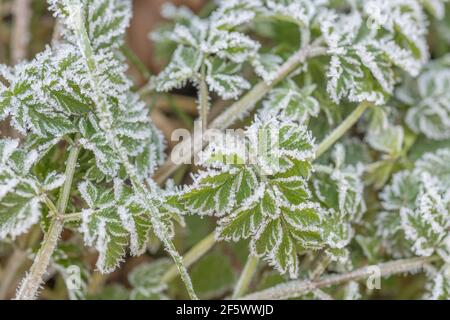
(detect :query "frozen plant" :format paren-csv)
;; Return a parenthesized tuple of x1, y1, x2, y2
(0, 0, 449, 300)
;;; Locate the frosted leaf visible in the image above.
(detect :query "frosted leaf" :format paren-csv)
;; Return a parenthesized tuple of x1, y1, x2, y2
(249, 202, 325, 278)
(205, 58, 250, 100)
(78, 181, 179, 273)
(42, 172, 66, 191)
(380, 171, 421, 211)
(0, 139, 57, 239)
(48, 0, 131, 51)
(325, 46, 392, 105)
(169, 18, 207, 48)
(362, 0, 429, 75)
(405, 69, 450, 140)
(210, 0, 262, 30)
(264, 0, 316, 26)
(0, 46, 81, 138)
(182, 116, 344, 278)
(425, 264, 450, 300)
(155, 46, 202, 92)
(52, 243, 90, 300)
(323, 209, 352, 263)
(379, 149, 450, 259)
(183, 168, 259, 217)
(154, 0, 265, 95)
(128, 259, 171, 300)
(366, 123, 404, 155)
(320, 0, 433, 105)
(251, 53, 284, 84)
(378, 171, 421, 258)
(416, 149, 450, 188)
(400, 173, 450, 258)
(206, 30, 260, 64)
(260, 80, 319, 123)
(313, 146, 366, 222)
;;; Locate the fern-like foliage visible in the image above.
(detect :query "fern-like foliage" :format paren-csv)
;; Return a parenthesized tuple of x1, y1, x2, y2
(401, 56, 450, 140)
(378, 149, 450, 259)
(0, 139, 65, 238)
(179, 111, 366, 278)
(319, 0, 431, 105)
(0, 0, 170, 274)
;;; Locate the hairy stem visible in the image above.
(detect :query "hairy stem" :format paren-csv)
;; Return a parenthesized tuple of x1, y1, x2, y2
(66, 2, 197, 299)
(316, 101, 371, 158)
(161, 232, 216, 284)
(198, 65, 210, 132)
(232, 255, 259, 299)
(240, 256, 438, 300)
(153, 45, 327, 184)
(15, 138, 80, 300)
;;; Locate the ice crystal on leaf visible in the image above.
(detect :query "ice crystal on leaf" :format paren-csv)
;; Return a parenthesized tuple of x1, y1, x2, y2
(426, 264, 450, 300)
(181, 117, 323, 278)
(78, 180, 183, 273)
(0, 139, 65, 239)
(379, 149, 450, 260)
(182, 114, 366, 277)
(154, 0, 322, 98)
(154, 1, 260, 98)
(260, 80, 320, 123)
(313, 145, 367, 262)
(128, 259, 171, 300)
(404, 63, 450, 140)
(318, 0, 433, 105)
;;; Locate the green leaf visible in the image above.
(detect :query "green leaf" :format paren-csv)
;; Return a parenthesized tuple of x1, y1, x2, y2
(250, 203, 324, 278)
(406, 68, 450, 140)
(190, 250, 235, 299)
(205, 58, 250, 100)
(78, 181, 153, 273)
(262, 80, 319, 122)
(183, 168, 258, 216)
(128, 259, 171, 300)
(0, 139, 59, 239)
(400, 174, 449, 257)
(155, 46, 202, 92)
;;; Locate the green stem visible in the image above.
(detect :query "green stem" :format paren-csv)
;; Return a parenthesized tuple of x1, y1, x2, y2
(316, 101, 371, 158)
(161, 232, 216, 284)
(232, 255, 259, 299)
(15, 137, 80, 300)
(240, 256, 439, 300)
(198, 64, 209, 133)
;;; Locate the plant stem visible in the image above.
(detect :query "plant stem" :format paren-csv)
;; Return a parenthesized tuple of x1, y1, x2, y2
(161, 232, 216, 284)
(15, 137, 80, 300)
(67, 3, 197, 299)
(199, 64, 209, 133)
(153, 45, 327, 184)
(316, 101, 371, 158)
(232, 255, 259, 299)
(240, 256, 438, 300)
